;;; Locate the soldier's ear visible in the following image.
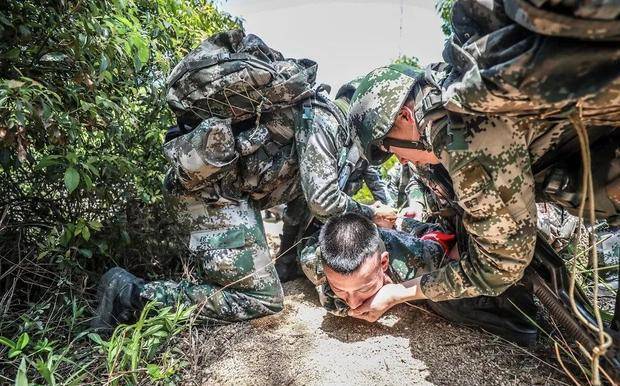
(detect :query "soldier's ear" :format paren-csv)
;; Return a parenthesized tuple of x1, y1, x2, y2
(400, 106, 414, 122)
(380, 251, 389, 272)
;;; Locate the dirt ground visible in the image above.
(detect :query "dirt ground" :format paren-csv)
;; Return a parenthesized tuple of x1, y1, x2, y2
(173, 227, 571, 386)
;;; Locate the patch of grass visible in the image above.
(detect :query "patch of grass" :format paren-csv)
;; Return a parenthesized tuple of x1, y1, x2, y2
(89, 301, 194, 385)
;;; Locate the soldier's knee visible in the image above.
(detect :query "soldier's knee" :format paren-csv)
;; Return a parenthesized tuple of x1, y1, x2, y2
(255, 276, 285, 315)
(268, 299, 284, 314)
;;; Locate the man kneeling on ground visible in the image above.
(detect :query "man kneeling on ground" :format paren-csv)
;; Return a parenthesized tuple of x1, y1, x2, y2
(301, 212, 538, 346)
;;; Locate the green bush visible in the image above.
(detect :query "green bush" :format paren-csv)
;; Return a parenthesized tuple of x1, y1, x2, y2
(0, 0, 237, 382)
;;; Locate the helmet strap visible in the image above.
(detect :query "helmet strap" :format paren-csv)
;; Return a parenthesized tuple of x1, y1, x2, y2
(381, 137, 431, 151)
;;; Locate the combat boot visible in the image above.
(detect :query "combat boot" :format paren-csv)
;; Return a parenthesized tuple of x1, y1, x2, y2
(91, 267, 146, 331)
(427, 286, 539, 347)
(274, 223, 304, 283)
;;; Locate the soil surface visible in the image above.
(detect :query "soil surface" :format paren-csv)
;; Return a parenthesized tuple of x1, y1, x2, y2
(174, 226, 571, 386)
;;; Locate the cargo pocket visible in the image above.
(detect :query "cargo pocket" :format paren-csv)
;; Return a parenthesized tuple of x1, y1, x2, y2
(452, 162, 519, 242)
(164, 117, 239, 191)
(189, 227, 246, 252)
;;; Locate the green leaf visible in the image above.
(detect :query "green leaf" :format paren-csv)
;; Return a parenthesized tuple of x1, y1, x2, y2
(88, 220, 103, 231)
(138, 45, 149, 63)
(99, 53, 109, 73)
(15, 357, 28, 386)
(147, 363, 164, 380)
(16, 333, 29, 350)
(87, 333, 106, 347)
(64, 167, 80, 194)
(0, 336, 16, 349)
(133, 53, 142, 72)
(74, 223, 83, 236)
(81, 226, 90, 241)
(78, 248, 92, 258)
(36, 155, 62, 173)
(2, 47, 20, 60)
(82, 162, 100, 177)
(82, 173, 93, 190)
(35, 359, 53, 385)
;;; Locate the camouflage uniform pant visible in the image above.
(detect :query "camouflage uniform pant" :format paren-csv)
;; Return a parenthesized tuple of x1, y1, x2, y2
(141, 198, 284, 323)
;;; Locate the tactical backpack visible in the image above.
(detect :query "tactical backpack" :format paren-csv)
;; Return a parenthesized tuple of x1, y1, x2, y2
(164, 30, 354, 207)
(442, 0, 620, 125)
(167, 29, 318, 129)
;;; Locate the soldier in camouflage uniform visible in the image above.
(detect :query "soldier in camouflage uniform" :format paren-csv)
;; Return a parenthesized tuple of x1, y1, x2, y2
(299, 212, 450, 317)
(274, 79, 394, 282)
(93, 89, 397, 328)
(333, 78, 392, 206)
(347, 61, 620, 318)
(301, 212, 538, 345)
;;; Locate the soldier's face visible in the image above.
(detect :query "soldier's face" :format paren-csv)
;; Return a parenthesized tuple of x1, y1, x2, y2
(385, 106, 440, 166)
(324, 251, 391, 310)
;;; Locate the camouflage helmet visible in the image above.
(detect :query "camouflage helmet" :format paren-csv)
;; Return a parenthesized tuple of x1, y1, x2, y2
(335, 76, 364, 102)
(348, 63, 423, 164)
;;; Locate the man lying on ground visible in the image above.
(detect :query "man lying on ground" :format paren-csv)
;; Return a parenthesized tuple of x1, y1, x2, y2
(300, 212, 538, 346)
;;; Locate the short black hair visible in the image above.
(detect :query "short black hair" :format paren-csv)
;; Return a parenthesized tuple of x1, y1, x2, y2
(319, 213, 383, 274)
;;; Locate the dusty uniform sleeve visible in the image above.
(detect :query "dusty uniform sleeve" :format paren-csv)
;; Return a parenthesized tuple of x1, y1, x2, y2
(298, 235, 349, 316)
(295, 108, 374, 221)
(386, 163, 402, 205)
(363, 165, 391, 205)
(404, 176, 426, 209)
(420, 115, 537, 302)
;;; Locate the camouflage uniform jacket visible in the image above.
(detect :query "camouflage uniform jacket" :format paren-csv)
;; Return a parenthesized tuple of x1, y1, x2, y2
(387, 162, 426, 209)
(344, 165, 391, 205)
(418, 105, 565, 301)
(300, 225, 445, 316)
(294, 102, 375, 221)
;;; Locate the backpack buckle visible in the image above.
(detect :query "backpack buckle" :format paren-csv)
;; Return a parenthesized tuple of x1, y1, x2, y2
(302, 105, 314, 121)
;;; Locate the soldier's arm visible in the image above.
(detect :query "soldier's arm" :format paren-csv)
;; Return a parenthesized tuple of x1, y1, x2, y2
(419, 116, 537, 302)
(363, 165, 392, 205)
(295, 109, 375, 220)
(386, 163, 402, 205)
(404, 177, 426, 209)
(298, 237, 350, 316)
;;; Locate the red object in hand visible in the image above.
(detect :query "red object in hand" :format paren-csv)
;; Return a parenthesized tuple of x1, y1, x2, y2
(420, 231, 456, 254)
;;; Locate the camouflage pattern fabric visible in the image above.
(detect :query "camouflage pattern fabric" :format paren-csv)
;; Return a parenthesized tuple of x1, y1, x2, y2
(387, 162, 425, 209)
(164, 106, 302, 211)
(299, 223, 445, 316)
(167, 30, 317, 127)
(420, 114, 540, 301)
(349, 64, 425, 161)
(141, 198, 284, 322)
(443, 1, 620, 124)
(349, 60, 620, 302)
(294, 105, 374, 221)
(150, 98, 373, 322)
(332, 80, 391, 206)
(359, 165, 391, 205)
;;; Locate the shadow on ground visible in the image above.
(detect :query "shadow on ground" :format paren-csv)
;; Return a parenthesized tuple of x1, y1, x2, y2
(175, 279, 569, 386)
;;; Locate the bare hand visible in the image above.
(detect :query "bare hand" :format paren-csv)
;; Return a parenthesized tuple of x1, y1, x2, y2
(398, 202, 425, 220)
(371, 202, 397, 229)
(347, 284, 401, 323)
